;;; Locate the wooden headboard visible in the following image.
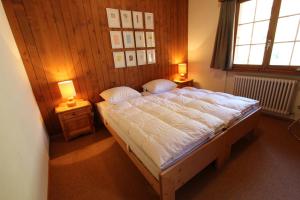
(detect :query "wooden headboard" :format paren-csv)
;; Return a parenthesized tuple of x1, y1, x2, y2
(3, 0, 188, 135)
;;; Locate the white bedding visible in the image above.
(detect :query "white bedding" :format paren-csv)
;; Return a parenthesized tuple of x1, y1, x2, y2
(97, 101, 162, 179)
(97, 88, 258, 176)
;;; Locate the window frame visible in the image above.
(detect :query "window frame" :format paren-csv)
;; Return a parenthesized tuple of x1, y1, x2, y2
(232, 0, 300, 75)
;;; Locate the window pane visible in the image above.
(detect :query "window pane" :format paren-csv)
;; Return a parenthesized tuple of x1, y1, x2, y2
(279, 0, 300, 17)
(249, 44, 265, 65)
(239, 0, 256, 24)
(234, 45, 250, 64)
(297, 29, 300, 40)
(291, 42, 300, 65)
(236, 23, 253, 45)
(274, 16, 300, 42)
(252, 21, 269, 44)
(270, 42, 294, 65)
(255, 0, 274, 21)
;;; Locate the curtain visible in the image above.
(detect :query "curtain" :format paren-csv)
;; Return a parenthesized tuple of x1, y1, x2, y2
(211, 0, 237, 70)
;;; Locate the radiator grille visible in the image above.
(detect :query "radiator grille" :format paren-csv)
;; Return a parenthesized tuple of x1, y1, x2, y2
(234, 76, 297, 115)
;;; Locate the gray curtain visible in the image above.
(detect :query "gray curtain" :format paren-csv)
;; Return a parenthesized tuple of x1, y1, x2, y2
(211, 0, 237, 70)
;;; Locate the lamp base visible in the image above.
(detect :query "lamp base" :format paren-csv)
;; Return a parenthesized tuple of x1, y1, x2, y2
(179, 75, 186, 81)
(67, 99, 76, 107)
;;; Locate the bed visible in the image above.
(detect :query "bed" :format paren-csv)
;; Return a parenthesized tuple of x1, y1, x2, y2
(96, 87, 261, 200)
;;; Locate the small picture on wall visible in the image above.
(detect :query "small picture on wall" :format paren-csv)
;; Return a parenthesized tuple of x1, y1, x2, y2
(125, 51, 137, 67)
(113, 52, 126, 68)
(120, 10, 133, 28)
(136, 50, 147, 66)
(106, 8, 120, 28)
(110, 31, 123, 49)
(123, 31, 135, 48)
(135, 31, 146, 48)
(146, 32, 155, 48)
(132, 11, 144, 29)
(147, 49, 156, 64)
(145, 12, 154, 29)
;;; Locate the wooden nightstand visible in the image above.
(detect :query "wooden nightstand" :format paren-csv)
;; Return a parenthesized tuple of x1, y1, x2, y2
(174, 79, 194, 88)
(55, 100, 95, 141)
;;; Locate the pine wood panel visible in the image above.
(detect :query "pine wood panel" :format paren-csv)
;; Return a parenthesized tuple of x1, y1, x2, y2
(2, 0, 188, 135)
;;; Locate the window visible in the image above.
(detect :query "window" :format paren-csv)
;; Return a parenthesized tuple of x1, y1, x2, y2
(233, 0, 300, 74)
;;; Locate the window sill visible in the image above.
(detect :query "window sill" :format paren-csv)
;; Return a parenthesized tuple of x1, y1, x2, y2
(232, 65, 300, 76)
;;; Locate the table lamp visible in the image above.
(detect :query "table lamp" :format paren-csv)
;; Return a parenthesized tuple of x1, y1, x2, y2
(178, 63, 187, 80)
(58, 80, 77, 107)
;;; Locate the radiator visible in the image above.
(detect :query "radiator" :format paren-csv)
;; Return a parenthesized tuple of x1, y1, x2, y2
(233, 75, 297, 115)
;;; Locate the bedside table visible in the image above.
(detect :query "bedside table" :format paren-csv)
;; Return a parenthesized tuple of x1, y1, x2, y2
(55, 100, 95, 141)
(174, 79, 194, 88)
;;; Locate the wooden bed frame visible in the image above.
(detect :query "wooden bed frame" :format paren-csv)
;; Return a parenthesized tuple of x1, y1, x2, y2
(102, 106, 261, 200)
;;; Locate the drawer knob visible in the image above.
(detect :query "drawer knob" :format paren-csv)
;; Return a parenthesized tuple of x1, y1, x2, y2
(72, 113, 76, 116)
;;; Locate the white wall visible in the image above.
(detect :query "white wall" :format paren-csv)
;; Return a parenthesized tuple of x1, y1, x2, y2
(188, 0, 300, 119)
(0, 2, 49, 200)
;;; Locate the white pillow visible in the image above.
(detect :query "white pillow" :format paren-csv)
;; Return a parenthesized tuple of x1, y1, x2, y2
(142, 79, 177, 94)
(100, 86, 141, 104)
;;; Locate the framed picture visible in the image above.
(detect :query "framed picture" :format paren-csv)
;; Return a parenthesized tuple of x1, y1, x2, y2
(145, 12, 154, 29)
(132, 11, 143, 29)
(135, 31, 146, 48)
(106, 8, 120, 28)
(123, 31, 135, 48)
(113, 52, 126, 68)
(120, 10, 133, 28)
(147, 49, 156, 64)
(136, 50, 147, 66)
(146, 32, 155, 48)
(125, 51, 137, 67)
(110, 31, 123, 49)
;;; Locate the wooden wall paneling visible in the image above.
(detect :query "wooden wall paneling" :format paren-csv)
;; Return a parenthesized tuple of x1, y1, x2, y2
(177, 0, 188, 63)
(22, 0, 61, 106)
(167, 0, 174, 79)
(82, 0, 106, 94)
(65, 0, 91, 100)
(49, 0, 83, 100)
(58, 0, 89, 101)
(87, 0, 109, 91)
(89, 0, 108, 89)
(68, 0, 101, 102)
(162, 0, 169, 79)
(7, 0, 58, 132)
(154, 0, 163, 84)
(170, 0, 178, 79)
(2, 0, 53, 131)
(2, 0, 188, 135)
(19, 0, 61, 131)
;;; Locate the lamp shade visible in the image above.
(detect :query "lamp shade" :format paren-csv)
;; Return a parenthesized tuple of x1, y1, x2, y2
(58, 80, 76, 99)
(178, 63, 187, 75)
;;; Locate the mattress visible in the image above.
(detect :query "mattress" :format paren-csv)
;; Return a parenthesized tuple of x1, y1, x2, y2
(97, 88, 259, 180)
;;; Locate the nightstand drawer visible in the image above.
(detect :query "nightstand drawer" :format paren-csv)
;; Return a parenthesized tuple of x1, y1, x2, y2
(63, 115, 91, 132)
(61, 107, 91, 120)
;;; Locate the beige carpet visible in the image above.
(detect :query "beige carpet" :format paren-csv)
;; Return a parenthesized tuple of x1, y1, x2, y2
(49, 115, 300, 200)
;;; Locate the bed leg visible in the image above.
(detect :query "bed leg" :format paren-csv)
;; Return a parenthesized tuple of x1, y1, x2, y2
(160, 178, 175, 200)
(160, 191, 175, 200)
(215, 145, 231, 169)
(160, 188, 175, 200)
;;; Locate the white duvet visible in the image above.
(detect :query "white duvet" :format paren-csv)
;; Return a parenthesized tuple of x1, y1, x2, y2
(106, 88, 258, 170)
